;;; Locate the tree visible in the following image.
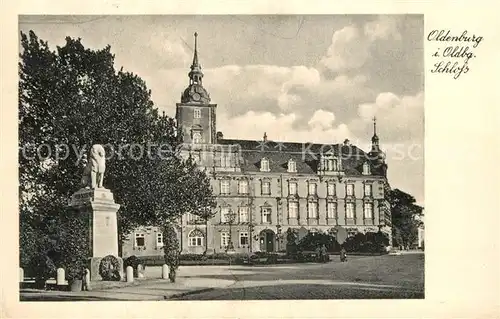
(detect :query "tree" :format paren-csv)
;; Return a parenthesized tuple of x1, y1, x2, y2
(388, 189, 424, 249)
(18, 31, 215, 274)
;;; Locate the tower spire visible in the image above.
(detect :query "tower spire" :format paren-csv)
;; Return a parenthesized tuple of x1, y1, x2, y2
(192, 32, 199, 67)
(373, 116, 377, 136)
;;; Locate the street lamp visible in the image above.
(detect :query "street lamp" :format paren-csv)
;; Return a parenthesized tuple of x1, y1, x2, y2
(226, 209, 237, 253)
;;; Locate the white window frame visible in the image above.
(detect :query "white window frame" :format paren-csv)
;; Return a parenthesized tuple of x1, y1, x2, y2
(346, 202, 355, 219)
(288, 159, 297, 173)
(220, 207, 230, 223)
(327, 202, 337, 219)
(238, 206, 249, 223)
(220, 180, 230, 195)
(194, 108, 201, 119)
(364, 202, 373, 219)
(363, 162, 371, 175)
(288, 201, 298, 219)
(193, 132, 202, 144)
(364, 184, 372, 197)
(289, 182, 297, 195)
(239, 232, 249, 247)
(308, 183, 317, 195)
(238, 180, 248, 194)
(346, 184, 355, 196)
(156, 233, 164, 248)
(261, 181, 271, 195)
(188, 230, 204, 247)
(262, 207, 272, 223)
(135, 233, 145, 247)
(307, 201, 318, 218)
(260, 158, 270, 172)
(327, 183, 336, 196)
(221, 232, 230, 248)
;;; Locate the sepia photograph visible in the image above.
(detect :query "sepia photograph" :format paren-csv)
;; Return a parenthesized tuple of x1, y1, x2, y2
(18, 14, 424, 301)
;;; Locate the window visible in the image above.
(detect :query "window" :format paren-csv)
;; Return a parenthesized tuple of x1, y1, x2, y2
(289, 182, 297, 195)
(327, 183, 336, 196)
(193, 132, 202, 144)
(156, 233, 163, 248)
(220, 180, 230, 195)
(239, 232, 249, 246)
(324, 158, 339, 171)
(346, 203, 355, 219)
(262, 207, 272, 223)
(220, 154, 232, 167)
(327, 202, 337, 219)
(238, 180, 248, 194)
(364, 184, 372, 197)
(364, 203, 373, 219)
(188, 230, 204, 247)
(135, 233, 145, 247)
(260, 158, 270, 172)
(288, 201, 298, 219)
(308, 183, 317, 195)
(363, 162, 371, 175)
(346, 184, 354, 196)
(239, 206, 249, 223)
(288, 159, 297, 173)
(194, 108, 201, 119)
(308, 201, 318, 218)
(221, 232, 230, 248)
(220, 207, 230, 223)
(261, 181, 271, 195)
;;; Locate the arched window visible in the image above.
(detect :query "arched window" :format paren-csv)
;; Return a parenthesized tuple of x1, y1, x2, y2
(363, 162, 371, 175)
(193, 132, 202, 144)
(288, 159, 297, 173)
(188, 229, 204, 247)
(260, 158, 270, 172)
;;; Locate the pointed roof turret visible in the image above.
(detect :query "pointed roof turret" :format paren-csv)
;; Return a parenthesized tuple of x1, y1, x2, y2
(181, 32, 211, 104)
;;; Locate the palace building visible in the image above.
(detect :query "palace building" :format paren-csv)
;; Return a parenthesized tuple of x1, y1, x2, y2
(121, 33, 392, 258)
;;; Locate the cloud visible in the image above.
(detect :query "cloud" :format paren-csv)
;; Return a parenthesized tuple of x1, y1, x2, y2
(321, 15, 402, 72)
(352, 91, 424, 143)
(217, 110, 353, 144)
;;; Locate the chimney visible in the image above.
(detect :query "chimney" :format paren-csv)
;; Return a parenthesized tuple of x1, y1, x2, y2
(263, 132, 268, 142)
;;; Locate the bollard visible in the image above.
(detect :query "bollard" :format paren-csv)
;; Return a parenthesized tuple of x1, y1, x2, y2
(126, 266, 134, 283)
(56, 268, 65, 285)
(162, 264, 169, 279)
(19, 267, 24, 283)
(137, 264, 144, 278)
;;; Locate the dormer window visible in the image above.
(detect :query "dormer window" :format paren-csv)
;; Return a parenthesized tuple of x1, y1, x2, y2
(194, 108, 201, 119)
(260, 158, 270, 172)
(321, 153, 341, 172)
(288, 159, 297, 173)
(193, 132, 202, 144)
(362, 162, 371, 175)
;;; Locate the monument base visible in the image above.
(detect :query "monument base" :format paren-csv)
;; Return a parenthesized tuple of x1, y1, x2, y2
(88, 256, 124, 281)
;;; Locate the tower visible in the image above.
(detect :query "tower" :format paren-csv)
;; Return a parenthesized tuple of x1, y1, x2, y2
(176, 32, 217, 144)
(368, 117, 387, 175)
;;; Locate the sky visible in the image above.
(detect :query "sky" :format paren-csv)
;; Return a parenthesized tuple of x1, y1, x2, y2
(19, 15, 424, 205)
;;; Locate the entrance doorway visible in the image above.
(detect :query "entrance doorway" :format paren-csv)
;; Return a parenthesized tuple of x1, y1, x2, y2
(259, 229, 276, 252)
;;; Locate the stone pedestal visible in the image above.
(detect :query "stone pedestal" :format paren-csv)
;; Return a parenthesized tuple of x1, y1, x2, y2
(70, 187, 122, 280)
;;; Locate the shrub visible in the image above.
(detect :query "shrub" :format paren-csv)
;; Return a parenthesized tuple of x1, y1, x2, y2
(162, 223, 180, 282)
(99, 255, 121, 281)
(124, 255, 141, 277)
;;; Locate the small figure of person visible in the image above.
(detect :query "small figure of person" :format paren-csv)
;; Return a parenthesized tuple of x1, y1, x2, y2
(315, 245, 322, 263)
(82, 268, 90, 291)
(320, 245, 328, 263)
(340, 247, 347, 262)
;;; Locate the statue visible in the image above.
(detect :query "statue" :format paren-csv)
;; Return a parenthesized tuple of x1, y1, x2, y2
(81, 144, 106, 189)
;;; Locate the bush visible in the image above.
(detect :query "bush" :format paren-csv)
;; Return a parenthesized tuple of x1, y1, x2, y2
(99, 255, 121, 281)
(162, 224, 180, 282)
